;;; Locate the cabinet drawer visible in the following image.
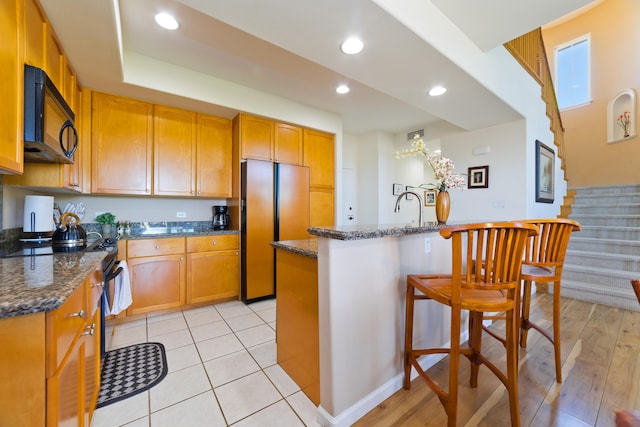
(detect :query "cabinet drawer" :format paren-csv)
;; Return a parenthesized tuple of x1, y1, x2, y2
(127, 237, 185, 258)
(186, 235, 239, 253)
(46, 284, 86, 376)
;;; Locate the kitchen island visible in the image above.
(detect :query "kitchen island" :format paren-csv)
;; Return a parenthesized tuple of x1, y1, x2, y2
(308, 223, 455, 427)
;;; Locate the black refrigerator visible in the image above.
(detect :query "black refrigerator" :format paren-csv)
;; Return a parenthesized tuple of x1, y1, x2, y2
(241, 159, 310, 302)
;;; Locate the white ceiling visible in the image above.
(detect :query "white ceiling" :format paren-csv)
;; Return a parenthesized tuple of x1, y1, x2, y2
(39, 0, 596, 136)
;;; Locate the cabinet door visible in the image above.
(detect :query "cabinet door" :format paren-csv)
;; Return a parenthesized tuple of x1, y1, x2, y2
(24, 0, 45, 70)
(238, 114, 274, 161)
(303, 129, 335, 188)
(274, 123, 303, 165)
(187, 249, 239, 304)
(154, 105, 196, 196)
(310, 188, 335, 227)
(197, 114, 232, 197)
(83, 310, 100, 427)
(45, 28, 64, 90)
(91, 92, 153, 195)
(47, 335, 83, 427)
(0, 0, 23, 174)
(127, 255, 186, 315)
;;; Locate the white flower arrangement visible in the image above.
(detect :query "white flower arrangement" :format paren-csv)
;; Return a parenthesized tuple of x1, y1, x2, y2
(394, 134, 465, 192)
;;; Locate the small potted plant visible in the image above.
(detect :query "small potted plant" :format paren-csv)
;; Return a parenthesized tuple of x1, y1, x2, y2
(95, 212, 116, 237)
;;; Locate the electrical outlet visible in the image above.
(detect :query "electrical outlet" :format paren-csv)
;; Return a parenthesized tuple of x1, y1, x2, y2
(176, 212, 186, 218)
(424, 237, 431, 253)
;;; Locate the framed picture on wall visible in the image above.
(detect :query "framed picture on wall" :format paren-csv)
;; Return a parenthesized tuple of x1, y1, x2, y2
(392, 183, 403, 196)
(424, 190, 437, 206)
(535, 140, 554, 203)
(468, 165, 489, 189)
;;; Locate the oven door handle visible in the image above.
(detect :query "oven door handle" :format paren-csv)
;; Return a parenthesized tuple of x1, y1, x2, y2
(104, 264, 123, 283)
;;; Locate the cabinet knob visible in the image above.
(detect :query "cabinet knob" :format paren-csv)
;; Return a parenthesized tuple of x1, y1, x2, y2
(212, 241, 217, 246)
(191, 191, 194, 195)
(82, 323, 96, 336)
(67, 309, 84, 318)
(180, 257, 184, 261)
(197, 191, 201, 195)
(156, 245, 160, 250)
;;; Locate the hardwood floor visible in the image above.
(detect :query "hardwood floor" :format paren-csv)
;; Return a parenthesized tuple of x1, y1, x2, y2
(353, 291, 640, 427)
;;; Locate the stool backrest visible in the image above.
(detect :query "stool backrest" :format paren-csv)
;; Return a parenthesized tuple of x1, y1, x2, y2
(440, 222, 538, 304)
(519, 219, 581, 270)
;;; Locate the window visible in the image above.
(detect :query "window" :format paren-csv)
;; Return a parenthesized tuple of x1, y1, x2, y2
(555, 34, 590, 110)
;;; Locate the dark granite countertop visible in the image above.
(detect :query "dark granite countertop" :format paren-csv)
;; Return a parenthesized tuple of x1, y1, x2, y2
(271, 239, 318, 258)
(0, 251, 106, 319)
(308, 223, 445, 241)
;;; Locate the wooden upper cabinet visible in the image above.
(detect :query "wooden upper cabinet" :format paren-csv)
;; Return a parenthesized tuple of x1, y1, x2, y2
(0, 0, 24, 174)
(275, 123, 303, 165)
(197, 114, 232, 197)
(153, 105, 197, 196)
(237, 113, 275, 161)
(24, 0, 46, 70)
(91, 92, 153, 195)
(303, 128, 335, 188)
(45, 28, 64, 90)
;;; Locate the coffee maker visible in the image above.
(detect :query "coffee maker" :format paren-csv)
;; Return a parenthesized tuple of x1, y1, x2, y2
(212, 205, 230, 230)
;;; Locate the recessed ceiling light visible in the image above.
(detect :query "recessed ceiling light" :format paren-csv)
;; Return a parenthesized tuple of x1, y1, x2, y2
(428, 86, 447, 96)
(155, 12, 179, 30)
(340, 37, 364, 55)
(336, 85, 350, 94)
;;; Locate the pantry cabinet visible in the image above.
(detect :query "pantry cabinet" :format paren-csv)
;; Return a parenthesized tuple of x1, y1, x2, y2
(91, 92, 153, 195)
(0, 0, 24, 174)
(186, 235, 239, 304)
(126, 238, 186, 315)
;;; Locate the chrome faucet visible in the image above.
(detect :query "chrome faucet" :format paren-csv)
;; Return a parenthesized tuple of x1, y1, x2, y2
(394, 191, 424, 227)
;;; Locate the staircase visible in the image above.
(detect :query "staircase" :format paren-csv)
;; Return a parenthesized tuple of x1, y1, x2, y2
(560, 185, 640, 312)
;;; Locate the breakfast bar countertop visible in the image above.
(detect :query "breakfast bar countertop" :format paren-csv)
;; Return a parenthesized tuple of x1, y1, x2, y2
(308, 223, 444, 241)
(0, 251, 106, 319)
(271, 238, 318, 258)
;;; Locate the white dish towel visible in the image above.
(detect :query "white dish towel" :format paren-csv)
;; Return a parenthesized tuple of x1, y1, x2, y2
(111, 260, 132, 315)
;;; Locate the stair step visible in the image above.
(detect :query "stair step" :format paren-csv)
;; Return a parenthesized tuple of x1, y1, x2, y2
(568, 214, 640, 227)
(565, 249, 640, 272)
(577, 225, 640, 240)
(568, 237, 640, 255)
(556, 280, 640, 312)
(571, 204, 640, 215)
(572, 194, 640, 205)
(562, 264, 638, 286)
(570, 184, 640, 196)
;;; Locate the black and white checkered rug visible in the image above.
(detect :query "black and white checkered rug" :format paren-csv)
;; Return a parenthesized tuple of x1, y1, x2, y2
(96, 342, 168, 408)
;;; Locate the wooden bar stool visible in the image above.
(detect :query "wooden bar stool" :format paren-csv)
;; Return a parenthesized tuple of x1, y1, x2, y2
(518, 218, 581, 383)
(404, 222, 537, 427)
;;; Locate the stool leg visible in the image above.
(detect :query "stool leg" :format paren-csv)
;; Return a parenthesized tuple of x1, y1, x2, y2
(446, 304, 461, 427)
(403, 283, 415, 390)
(468, 311, 483, 388)
(552, 279, 562, 383)
(505, 308, 521, 427)
(519, 279, 532, 348)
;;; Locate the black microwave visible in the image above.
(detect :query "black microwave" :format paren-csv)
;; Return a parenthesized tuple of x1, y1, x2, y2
(23, 64, 77, 164)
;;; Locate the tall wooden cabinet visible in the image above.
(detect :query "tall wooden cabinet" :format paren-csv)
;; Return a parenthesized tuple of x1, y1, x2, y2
(304, 128, 335, 227)
(91, 92, 154, 195)
(0, 0, 23, 174)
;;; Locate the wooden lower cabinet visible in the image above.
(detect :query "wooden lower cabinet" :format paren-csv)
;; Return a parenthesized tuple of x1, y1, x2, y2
(186, 235, 240, 304)
(127, 254, 186, 315)
(275, 249, 319, 405)
(0, 267, 102, 426)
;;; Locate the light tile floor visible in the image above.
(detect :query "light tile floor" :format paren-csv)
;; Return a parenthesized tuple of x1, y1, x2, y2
(91, 299, 321, 427)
